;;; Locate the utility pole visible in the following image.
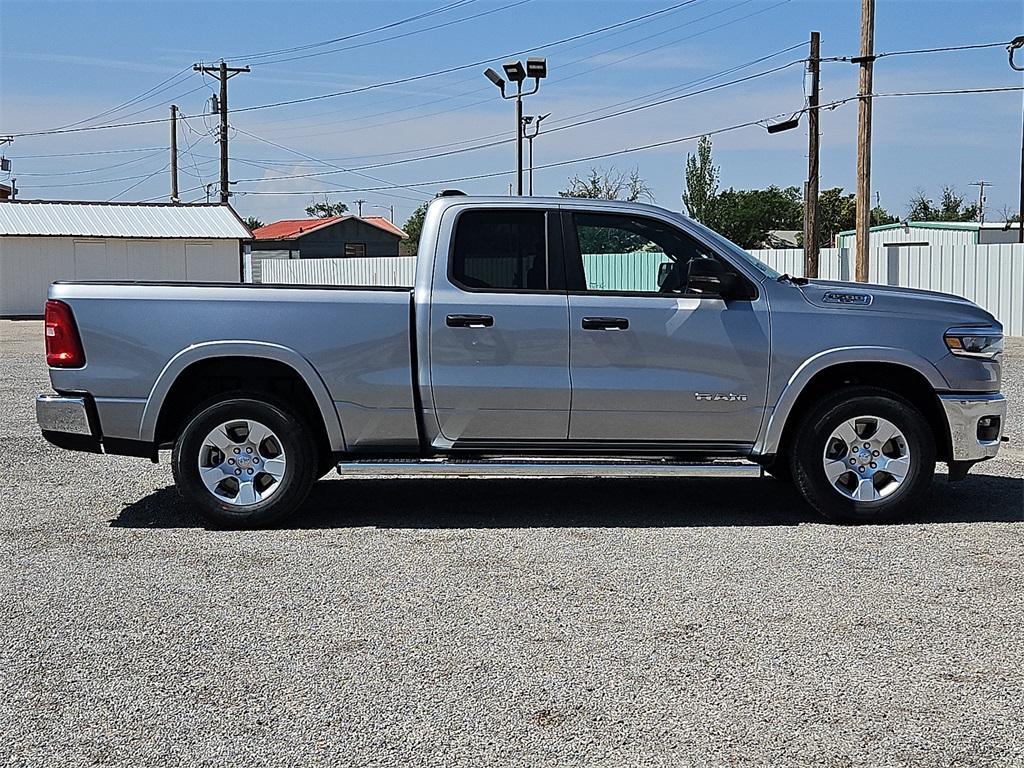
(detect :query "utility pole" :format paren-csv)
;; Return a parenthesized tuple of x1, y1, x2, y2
(969, 180, 991, 223)
(1010, 37, 1024, 242)
(170, 105, 179, 204)
(803, 31, 821, 277)
(354, 199, 366, 216)
(193, 61, 250, 204)
(854, 0, 875, 282)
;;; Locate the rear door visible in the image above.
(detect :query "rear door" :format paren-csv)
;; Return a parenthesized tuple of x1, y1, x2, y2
(428, 206, 570, 444)
(563, 209, 770, 448)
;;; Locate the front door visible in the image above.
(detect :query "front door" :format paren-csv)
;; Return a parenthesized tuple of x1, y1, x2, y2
(563, 210, 770, 448)
(428, 206, 570, 444)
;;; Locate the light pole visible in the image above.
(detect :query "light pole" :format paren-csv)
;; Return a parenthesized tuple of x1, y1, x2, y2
(521, 113, 550, 196)
(371, 204, 394, 222)
(1009, 36, 1024, 243)
(484, 57, 547, 195)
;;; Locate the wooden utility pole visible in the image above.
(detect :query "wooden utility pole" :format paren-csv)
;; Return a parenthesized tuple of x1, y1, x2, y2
(192, 61, 249, 204)
(969, 180, 991, 223)
(854, 0, 875, 282)
(803, 31, 821, 277)
(169, 105, 179, 204)
(354, 199, 366, 216)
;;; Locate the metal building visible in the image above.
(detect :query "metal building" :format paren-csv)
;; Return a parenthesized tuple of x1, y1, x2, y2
(836, 221, 1021, 251)
(0, 200, 252, 316)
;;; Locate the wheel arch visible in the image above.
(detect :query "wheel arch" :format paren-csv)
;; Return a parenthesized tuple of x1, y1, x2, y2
(141, 341, 346, 452)
(756, 348, 951, 463)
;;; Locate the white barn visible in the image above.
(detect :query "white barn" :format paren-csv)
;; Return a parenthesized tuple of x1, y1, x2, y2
(0, 200, 252, 316)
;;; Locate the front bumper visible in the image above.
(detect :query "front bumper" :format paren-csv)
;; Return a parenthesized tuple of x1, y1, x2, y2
(36, 393, 102, 453)
(939, 393, 1006, 462)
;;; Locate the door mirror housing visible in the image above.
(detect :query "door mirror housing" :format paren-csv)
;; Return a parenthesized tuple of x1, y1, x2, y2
(685, 258, 740, 298)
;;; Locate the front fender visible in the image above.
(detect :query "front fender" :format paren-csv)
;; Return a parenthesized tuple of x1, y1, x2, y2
(139, 340, 346, 451)
(754, 346, 948, 457)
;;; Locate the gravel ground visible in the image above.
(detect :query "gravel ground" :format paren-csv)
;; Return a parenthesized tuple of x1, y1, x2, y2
(1, 319, 1021, 767)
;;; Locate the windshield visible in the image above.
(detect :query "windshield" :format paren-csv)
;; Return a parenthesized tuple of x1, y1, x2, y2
(682, 216, 782, 280)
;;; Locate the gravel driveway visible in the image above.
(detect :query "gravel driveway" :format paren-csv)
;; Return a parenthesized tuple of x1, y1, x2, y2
(1, 319, 1021, 767)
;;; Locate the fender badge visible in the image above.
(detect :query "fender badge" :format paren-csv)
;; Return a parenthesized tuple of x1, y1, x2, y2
(822, 291, 872, 306)
(695, 392, 748, 402)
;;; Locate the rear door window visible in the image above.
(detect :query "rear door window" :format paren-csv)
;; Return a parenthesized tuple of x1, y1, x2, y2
(450, 209, 549, 291)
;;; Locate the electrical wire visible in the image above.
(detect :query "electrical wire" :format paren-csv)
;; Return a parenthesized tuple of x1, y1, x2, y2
(46, 67, 193, 131)
(821, 39, 1014, 63)
(12, 149, 167, 176)
(107, 161, 171, 202)
(223, 0, 481, 62)
(228, 84, 1024, 196)
(229, 56, 805, 183)
(249, 0, 536, 66)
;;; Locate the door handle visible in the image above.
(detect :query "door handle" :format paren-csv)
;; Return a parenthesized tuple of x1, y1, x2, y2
(446, 313, 494, 328)
(582, 316, 629, 331)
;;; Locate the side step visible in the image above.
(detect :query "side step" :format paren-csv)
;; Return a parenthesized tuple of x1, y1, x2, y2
(336, 457, 762, 479)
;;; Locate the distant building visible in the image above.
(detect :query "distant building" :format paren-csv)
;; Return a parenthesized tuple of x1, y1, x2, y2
(836, 221, 1021, 251)
(0, 182, 13, 200)
(0, 200, 251, 317)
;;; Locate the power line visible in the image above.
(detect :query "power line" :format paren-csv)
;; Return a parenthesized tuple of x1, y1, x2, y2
(821, 39, 1013, 63)
(223, 0, 481, 62)
(8, 147, 163, 159)
(230, 85, 1024, 196)
(46, 67, 193, 131)
(248, 0, 535, 66)
(108, 161, 171, 202)
(249, 0, 773, 143)
(12, 149, 166, 177)
(229, 56, 806, 184)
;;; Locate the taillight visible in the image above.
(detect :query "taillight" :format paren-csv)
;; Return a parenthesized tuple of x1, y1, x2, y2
(44, 300, 86, 368)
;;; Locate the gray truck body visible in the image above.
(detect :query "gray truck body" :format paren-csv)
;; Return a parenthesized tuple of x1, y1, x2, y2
(38, 196, 1005, 474)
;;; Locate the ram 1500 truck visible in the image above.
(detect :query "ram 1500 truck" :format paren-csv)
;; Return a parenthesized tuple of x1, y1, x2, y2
(36, 195, 1006, 527)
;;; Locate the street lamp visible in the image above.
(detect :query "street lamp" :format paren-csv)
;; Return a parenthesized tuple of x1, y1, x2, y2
(521, 112, 550, 196)
(483, 57, 547, 195)
(371, 203, 394, 222)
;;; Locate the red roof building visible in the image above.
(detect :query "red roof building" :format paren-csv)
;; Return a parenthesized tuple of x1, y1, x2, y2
(249, 213, 408, 262)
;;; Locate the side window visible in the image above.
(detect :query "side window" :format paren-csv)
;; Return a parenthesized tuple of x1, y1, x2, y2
(344, 242, 367, 258)
(572, 212, 728, 295)
(451, 209, 547, 291)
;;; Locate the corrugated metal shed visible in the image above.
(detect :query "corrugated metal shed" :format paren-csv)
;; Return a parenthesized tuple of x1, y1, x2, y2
(834, 221, 1019, 250)
(0, 200, 252, 239)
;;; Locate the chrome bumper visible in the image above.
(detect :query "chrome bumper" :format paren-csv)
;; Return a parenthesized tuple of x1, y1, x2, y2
(939, 393, 1006, 462)
(36, 393, 93, 435)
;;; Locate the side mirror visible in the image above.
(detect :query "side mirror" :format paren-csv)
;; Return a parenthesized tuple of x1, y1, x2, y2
(686, 258, 739, 298)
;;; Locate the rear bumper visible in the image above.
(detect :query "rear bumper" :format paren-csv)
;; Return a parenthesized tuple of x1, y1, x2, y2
(36, 393, 102, 453)
(939, 393, 1006, 462)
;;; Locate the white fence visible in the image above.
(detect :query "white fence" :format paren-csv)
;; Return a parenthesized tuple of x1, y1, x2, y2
(255, 247, 1023, 336)
(750, 244, 1024, 336)
(260, 256, 416, 287)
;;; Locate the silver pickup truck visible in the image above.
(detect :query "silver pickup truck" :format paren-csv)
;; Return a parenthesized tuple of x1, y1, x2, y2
(37, 194, 1006, 527)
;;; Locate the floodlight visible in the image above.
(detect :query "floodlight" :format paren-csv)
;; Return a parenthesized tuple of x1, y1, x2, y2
(483, 68, 505, 89)
(502, 60, 527, 83)
(526, 57, 547, 79)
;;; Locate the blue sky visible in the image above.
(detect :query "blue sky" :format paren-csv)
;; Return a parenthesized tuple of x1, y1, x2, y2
(1, 0, 1022, 227)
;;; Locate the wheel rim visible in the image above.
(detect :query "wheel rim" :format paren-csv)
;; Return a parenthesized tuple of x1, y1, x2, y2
(197, 419, 287, 507)
(822, 415, 911, 503)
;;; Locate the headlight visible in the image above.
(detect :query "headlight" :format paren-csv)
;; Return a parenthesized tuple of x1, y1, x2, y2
(944, 328, 1003, 359)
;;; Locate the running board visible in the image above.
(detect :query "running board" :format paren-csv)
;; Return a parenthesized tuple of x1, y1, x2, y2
(336, 457, 762, 479)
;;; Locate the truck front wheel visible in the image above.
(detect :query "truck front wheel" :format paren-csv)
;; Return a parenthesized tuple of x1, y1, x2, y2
(790, 387, 935, 524)
(171, 396, 317, 528)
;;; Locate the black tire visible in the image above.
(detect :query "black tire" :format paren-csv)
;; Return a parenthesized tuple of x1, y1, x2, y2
(789, 387, 935, 524)
(171, 395, 317, 528)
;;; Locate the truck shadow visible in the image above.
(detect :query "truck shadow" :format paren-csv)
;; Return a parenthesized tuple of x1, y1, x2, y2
(110, 472, 1023, 530)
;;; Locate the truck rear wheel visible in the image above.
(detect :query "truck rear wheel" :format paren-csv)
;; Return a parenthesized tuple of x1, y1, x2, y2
(171, 396, 317, 528)
(789, 387, 935, 524)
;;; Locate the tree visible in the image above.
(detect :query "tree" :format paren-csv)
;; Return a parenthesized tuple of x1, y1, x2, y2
(707, 186, 803, 249)
(402, 202, 429, 255)
(305, 200, 349, 218)
(681, 135, 719, 224)
(797, 187, 897, 248)
(242, 216, 264, 231)
(559, 166, 653, 202)
(907, 186, 979, 222)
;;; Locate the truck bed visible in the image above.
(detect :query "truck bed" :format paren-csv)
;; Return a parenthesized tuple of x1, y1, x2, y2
(48, 281, 420, 451)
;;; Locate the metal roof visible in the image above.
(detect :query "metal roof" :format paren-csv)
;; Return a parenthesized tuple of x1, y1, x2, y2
(0, 200, 252, 239)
